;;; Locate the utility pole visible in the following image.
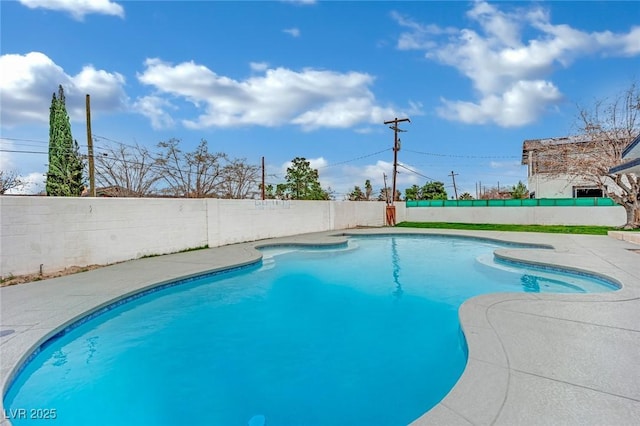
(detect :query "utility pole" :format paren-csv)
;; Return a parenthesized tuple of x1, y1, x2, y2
(383, 173, 389, 204)
(384, 117, 410, 206)
(261, 156, 265, 200)
(449, 170, 459, 200)
(86, 94, 96, 197)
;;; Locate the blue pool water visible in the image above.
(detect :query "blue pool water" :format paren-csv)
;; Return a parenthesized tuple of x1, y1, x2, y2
(4, 236, 617, 425)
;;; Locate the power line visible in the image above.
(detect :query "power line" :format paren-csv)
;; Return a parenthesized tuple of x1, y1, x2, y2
(404, 148, 520, 159)
(0, 149, 48, 155)
(396, 163, 437, 182)
(0, 137, 48, 144)
(318, 148, 392, 169)
(92, 134, 150, 151)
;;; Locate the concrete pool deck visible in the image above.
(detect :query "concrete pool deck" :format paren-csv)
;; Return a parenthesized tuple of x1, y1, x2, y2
(1, 228, 639, 425)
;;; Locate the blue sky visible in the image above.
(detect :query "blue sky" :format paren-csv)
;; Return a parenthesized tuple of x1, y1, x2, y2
(1, 0, 639, 198)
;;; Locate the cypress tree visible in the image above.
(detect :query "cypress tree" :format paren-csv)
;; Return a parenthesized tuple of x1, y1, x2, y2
(46, 85, 84, 196)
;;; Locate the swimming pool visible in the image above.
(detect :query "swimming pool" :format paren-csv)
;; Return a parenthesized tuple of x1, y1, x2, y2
(3, 235, 617, 425)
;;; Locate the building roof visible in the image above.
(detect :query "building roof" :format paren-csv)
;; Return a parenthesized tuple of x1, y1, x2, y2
(622, 133, 640, 159)
(521, 135, 595, 165)
(609, 157, 640, 175)
(609, 133, 640, 174)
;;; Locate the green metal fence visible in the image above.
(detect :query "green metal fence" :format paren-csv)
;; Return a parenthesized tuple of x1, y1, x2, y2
(405, 198, 616, 207)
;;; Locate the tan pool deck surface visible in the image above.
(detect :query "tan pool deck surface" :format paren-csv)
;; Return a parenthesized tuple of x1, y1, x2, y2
(1, 228, 639, 425)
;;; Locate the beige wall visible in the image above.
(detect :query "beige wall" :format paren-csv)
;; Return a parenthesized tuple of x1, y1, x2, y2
(527, 174, 626, 198)
(527, 175, 588, 198)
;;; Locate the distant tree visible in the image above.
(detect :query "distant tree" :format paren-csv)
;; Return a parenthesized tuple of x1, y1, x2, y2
(378, 187, 390, 203)
(282, 157, 329, 200)
(325, 186, 336, 201)
(479, 187, 510, 200)
(46, 85, 84, 196)
(261, 184, 275, 199)
(348, 185, 365, 201)
(275, 183, 287, 199)
(378, 186, 401, 202)
(0, 170, 24, 194)
(348, 180, 374, 201)
(405, 181, 448, 200)
(422, 181, 448, 200)
(364, 179, 373, 200)
(458, 192, 474, 200)
(95, 143, 161, 197)
(404, 185, 420, 201)
(219, 158, 260, 199)
(155, 139, 226, 197)
(510, 181, 529, 199)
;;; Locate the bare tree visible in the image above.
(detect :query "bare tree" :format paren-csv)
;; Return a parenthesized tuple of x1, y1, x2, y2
(155, 139, 227, 198)
(95, 144, 161, 197)
(219, 158, 260, 199)
(0, 170, 24, 194)
(479, 186, 510, 200)
(535, 83, 639, 228)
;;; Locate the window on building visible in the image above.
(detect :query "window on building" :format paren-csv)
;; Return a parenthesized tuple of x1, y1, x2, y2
(573, 187, 604, 198)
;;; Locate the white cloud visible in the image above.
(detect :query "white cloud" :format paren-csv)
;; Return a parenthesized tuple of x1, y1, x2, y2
(281, 0, 316, 6)
(0, 52, 128, 128)
(132, 96, 176, 130)
(292, 98, 397, 131)
(137, 58, 415, 130)
(19, 0, 124, 20)
(308, 157, 328, 170)
(250, 62, 269, 72)
(393, 1, 640, 127)
(5, 172, 46, 195)
(437, 80, 562, 127)
(283, 28, 301, 38)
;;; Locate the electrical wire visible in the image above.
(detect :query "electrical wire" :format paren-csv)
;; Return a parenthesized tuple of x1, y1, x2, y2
(318, 148, 392, 169)
(404, 148, 521, 159)
(0, 137, 49, 144)
(396, 164, 437, 182)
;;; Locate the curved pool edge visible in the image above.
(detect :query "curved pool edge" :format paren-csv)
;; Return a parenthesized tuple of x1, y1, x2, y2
(0, 234, 353, 421)
(399, 231, 640, 425)
(1, 229, 639, 425)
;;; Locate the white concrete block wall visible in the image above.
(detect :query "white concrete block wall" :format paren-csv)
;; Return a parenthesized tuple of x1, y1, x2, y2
(395, 203, 407, 224)
(405, 206, 626, 226)
(355, 202, 389, 227)
(1, 197, 208, 277)
(207, 199, 332, 246)
(207, 200, 387, 247)
(331, 201, 387, 229)
(1, 196, 627, 278)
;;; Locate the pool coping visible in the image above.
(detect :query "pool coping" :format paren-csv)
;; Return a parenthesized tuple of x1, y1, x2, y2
(1, 228, 639, 425)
